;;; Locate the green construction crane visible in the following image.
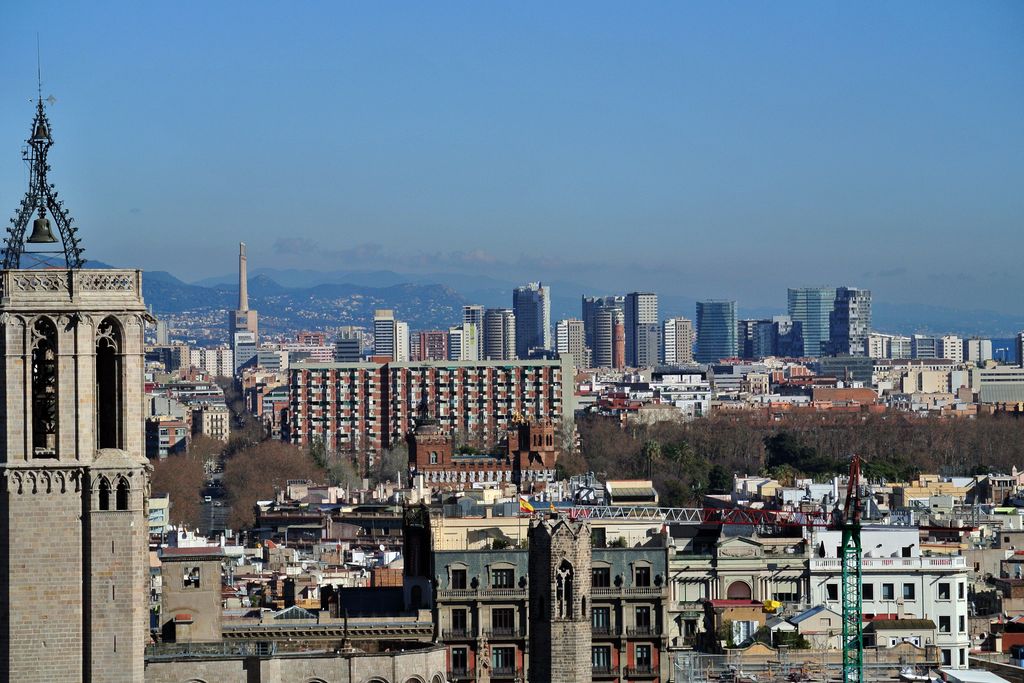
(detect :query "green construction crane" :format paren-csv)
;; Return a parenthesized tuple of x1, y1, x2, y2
(838, 454, 864, 683)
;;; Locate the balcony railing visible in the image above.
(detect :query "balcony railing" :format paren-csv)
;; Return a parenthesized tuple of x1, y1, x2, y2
(483, 627, 524, 639)
(592, 586, 665, 597)
(438, 587, 527, 599)
(591, 625, 616, 636)
(810, 556, 966, 571)
(592, 665, 615, 676)
(491, 666, 519, 678)
(626, 665, 656, 677)
(448, 669, 474, 681)
(442, 628, 474, 640)
(627, 626, 659, 637)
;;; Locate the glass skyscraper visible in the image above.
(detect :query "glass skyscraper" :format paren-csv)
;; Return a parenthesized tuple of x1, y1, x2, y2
(513, 282, 551, 359)
(695, 300, 737, 363)
(787, 287, 836, 357)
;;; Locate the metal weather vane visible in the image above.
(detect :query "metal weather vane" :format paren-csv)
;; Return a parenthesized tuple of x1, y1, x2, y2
(2, 59, 86, 270)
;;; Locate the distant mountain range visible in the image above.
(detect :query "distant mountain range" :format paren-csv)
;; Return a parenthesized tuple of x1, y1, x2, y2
(55, 262, 1008, 339)
(142, 270, 469, 336)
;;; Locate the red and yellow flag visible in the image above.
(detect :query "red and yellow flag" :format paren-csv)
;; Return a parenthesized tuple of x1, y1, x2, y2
(519, 497, 535, 514)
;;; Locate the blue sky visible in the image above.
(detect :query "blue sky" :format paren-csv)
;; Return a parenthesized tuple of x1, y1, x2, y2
(0, 2, 1022, 313)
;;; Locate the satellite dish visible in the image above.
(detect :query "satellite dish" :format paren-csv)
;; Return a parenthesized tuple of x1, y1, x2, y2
(379, 544, 385, 552)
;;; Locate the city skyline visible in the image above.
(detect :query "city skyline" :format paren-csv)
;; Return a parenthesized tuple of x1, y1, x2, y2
(0, 3, 1021, 315)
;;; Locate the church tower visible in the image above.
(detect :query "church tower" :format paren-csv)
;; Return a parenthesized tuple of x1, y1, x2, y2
(0, 96, 151, 681)
(528, 517, 592, 683)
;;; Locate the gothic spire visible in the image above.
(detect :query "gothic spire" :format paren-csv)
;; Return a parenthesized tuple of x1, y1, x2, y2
(2, 95, 86, 270)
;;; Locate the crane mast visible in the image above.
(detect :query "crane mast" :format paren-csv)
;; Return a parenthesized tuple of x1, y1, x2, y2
(840, 454, 864, 683)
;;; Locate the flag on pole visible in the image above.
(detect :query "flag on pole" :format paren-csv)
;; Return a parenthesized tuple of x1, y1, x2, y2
(519, 497, 535, 514)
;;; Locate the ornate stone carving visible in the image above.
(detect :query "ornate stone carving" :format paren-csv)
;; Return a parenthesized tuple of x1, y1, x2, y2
(4, 467, 84, 495)
(12, 272, 67, 293)
(77, 272, 134, 291)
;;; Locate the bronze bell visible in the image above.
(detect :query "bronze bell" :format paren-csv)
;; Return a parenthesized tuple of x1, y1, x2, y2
(27, 216, 57, 243)
(32, 122, 48, 142)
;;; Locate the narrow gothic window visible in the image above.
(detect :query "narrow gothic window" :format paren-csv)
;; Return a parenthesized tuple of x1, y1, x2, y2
(98, 478, 111, 511)
(96, 317, 123, 449)
(115, 478, 129, 510)
(31, 317, 58, 457)
(556, 559, 574, 619)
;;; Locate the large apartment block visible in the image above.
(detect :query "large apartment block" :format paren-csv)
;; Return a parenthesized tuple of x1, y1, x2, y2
(288, 357, 574, 454)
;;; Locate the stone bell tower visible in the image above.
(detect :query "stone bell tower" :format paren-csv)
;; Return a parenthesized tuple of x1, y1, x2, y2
(0, 95, 151, 681)
(528, 517, 592, 683)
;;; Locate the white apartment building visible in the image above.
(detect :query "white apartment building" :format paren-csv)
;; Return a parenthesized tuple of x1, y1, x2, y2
(189, 346, 234, 377)
(940, 335, 963, 363)
(809, 527, 969, 669)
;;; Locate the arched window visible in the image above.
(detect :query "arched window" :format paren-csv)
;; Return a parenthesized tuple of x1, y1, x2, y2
(115, 477, 129, 511)
(98, 478, 111, 511)
(726, 581, 752, 600)
(96, 317, 123, 449)
(31, 317, 58, 457)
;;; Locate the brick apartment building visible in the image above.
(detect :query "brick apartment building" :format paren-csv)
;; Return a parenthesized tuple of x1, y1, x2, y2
(288, 357, 574, 455)
(408, 415, 560, 491)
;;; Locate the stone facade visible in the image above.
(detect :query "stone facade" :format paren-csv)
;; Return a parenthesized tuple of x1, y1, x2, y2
(528, 518, 592, 683)
(0, 268, 151, 682)
(144, 645, 448, 683)
(159, 547, 226, 642)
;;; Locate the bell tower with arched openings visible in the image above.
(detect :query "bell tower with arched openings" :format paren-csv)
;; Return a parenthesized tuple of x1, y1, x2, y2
(528, 517, 593, 683)
(0, 96, 151, 681)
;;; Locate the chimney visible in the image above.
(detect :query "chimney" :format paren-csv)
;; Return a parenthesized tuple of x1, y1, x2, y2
(238, 242, 249, 311)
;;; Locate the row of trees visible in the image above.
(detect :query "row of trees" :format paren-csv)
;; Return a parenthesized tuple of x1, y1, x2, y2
(152, 389, 414, 530)
(576, 412, 1024, 508)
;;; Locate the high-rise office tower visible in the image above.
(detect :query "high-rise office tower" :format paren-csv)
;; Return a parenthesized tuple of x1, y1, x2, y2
(592, 307, 615, 368)
(624, 292, 658, 367)
(462, 305, 485, 360)
(556, 318, 587, 369)
(581, 295, 624, 350)
(787, 287, 836, 357)
(662, 317, 695, 365)
(695, 300, 738, 363)
(737, 319, 763, 360)
(513, 282, 551, 358)
(773, 316, 803, 358)
(447, 325, 464, 361)
(636, 323, 660, 367)
(828, 287, 872, 356)
(233, 331, 258, 373)
(484, 308, 516, 360)
(374, 309, 398, 360)
(1016, 332, 1024, 368)
(228, 242, 259, 356)
(334, 326, 363, 362)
